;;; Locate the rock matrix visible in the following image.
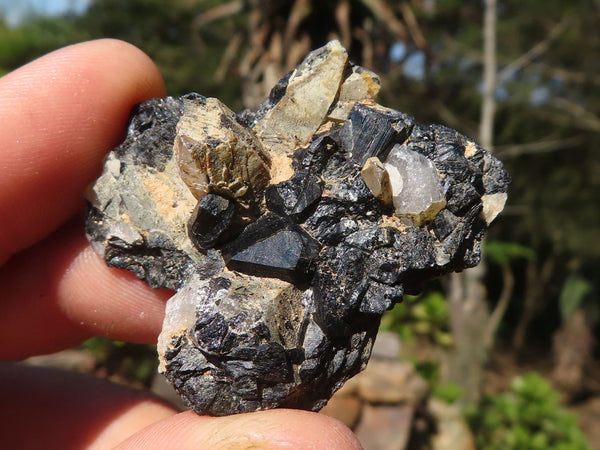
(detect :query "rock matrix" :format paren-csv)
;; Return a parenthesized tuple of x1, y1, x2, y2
(86, 41, 509, 415)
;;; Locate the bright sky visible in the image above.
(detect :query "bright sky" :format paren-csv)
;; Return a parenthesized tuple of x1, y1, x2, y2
(0, 0, 90, 25)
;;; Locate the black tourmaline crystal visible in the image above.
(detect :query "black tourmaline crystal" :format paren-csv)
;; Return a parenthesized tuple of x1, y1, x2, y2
(221, 213, 321, 283)
(265, 171, 323, 222)
(341, 103, 414, 164)
(188, 193, 235, 249)
(86, 40, 509, 416)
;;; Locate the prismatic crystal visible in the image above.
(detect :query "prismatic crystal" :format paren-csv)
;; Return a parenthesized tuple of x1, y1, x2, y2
(86, 41, 509, 415)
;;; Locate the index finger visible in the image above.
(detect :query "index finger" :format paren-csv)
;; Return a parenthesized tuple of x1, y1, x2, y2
(0, 39, 166, 264)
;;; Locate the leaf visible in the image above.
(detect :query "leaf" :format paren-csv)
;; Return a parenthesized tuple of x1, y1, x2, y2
(485, 240, 535, 267)
(559, 274, 592, 320)
(470, 372, 589, 450)
(434, 382, 463, 403)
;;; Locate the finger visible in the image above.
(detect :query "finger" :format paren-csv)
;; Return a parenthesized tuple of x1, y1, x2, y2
(0, 220, 171, 361)
(0, 363, 361, 450)
(0, 38, 166, 264)
(0, 362, 177, 449)
(118, 410, 362, 450)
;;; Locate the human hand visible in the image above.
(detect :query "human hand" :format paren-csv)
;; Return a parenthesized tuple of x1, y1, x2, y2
(0, 39, 361, 449)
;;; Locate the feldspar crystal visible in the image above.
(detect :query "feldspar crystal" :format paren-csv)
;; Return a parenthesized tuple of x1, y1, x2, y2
(360, 157, 392, 206)
(86, 40, 510, 416)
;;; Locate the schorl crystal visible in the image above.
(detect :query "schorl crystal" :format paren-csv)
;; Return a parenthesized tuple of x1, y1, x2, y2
(221, 213, 321, 283)
(341, 103, 414, 165)
(86, 40, 510, 416)
(188, 193, 235, 249)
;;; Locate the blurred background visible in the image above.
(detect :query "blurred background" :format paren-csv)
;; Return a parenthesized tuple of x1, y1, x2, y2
(2, 0, 599, 448)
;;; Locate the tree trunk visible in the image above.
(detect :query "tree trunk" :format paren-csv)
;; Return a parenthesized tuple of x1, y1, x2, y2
(444, 0, 496, 406)
(480, 0, 497, 150)
(513, 250, 557, 350)
(446, 267, 490, 405)
(552, 309, 593, 399)
(484, 264, 515, 351)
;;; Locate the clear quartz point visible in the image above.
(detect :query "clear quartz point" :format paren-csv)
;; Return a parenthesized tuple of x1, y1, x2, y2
(383, 144, 446, 224)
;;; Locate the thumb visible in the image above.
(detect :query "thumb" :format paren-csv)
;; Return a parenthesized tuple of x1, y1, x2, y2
(116, 409, 362, 450)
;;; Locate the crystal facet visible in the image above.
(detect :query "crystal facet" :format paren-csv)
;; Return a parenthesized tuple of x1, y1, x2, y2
(86, 40, 509, 416)
(384, 143, 446, 224)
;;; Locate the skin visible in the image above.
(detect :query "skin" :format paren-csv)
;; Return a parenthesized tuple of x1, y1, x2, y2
(0, 39, 362, 449)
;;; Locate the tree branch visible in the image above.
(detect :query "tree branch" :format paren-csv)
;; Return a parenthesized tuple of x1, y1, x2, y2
(214, 33, 243, 82)
(435, 101, 479, 138)
(495, 135, 583, 158)
(497, 18, 569, 83)
(283, 0, 311, 50)
(484, 265, 514, 351)
(549, 97, 600, 132)
(335, 0, 352, 49)
(528, 62, 600, 87)
(359, 0, 407, 40)
(399, 2, 427, 50)
(192, 0, 244, 31)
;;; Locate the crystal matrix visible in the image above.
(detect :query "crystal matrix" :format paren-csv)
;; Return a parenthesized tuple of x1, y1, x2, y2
(86, 41, 509, 416)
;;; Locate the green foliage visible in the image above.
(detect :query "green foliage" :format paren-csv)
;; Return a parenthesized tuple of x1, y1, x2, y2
(382, 291, 457, 403)
(485, 240, 534, 267)
(407, 359, 464, 404)
(410, 358, 463, 404)
(80, 336, 111, 359)
(559, 274, 593, 321)
(80, 337, 158, 386)
(0, 0, 246, 107)
(412, 359, 439, 385)
(433, 382, 464, 404)
(380, 291, 452, 347)
(0, 15, 86, 73)
(469, 372, 589, 450)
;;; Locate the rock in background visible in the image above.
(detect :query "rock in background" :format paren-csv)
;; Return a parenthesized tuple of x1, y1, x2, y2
(321, 332, 476, 450)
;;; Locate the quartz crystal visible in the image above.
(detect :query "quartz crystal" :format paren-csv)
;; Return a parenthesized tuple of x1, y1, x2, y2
(86, 41, 510, 416)
(384, 143, 446, 225)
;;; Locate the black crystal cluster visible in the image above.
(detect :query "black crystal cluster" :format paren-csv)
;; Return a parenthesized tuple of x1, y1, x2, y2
(86, 42, 509, 416)
(231, 103, 507, 337)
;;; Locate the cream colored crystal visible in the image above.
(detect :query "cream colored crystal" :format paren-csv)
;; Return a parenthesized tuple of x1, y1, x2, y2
(252, 40, 348, 155)
(361, 157, 393, 206)
(480, 192, 507, 224)
(328, 65, 381, 121)
(158, 271, 302, 373)
(175, 97, 271, 210)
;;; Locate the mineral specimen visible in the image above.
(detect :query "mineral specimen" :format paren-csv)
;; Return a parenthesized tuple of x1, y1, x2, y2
(86, 40, 510, 416)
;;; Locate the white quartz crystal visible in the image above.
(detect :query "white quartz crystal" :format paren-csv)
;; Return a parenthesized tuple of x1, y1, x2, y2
(383, 144, 446, 224)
